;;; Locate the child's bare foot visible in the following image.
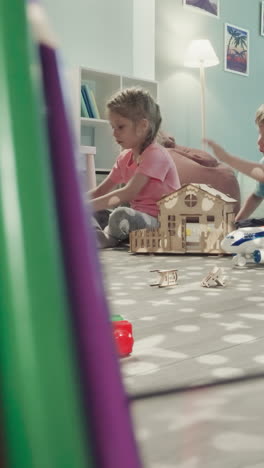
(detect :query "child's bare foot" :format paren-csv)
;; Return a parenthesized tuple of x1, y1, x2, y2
(96, 229, 119, 249)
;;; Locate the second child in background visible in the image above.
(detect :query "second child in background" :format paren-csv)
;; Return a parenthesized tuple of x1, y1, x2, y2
(88, 87, 181, 248)
(204, 104, 264, 222)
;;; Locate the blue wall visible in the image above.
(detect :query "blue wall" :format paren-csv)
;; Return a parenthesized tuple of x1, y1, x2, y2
(156, 0, 264, 208)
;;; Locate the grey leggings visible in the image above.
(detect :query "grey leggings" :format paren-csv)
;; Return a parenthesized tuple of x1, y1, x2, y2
(94, 207, 159, 242)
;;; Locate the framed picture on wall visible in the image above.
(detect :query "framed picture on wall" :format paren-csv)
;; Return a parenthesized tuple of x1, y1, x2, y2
(224, 23, 249, 76)
(261, 1, 264, 36)
(183, 0, 219, 18)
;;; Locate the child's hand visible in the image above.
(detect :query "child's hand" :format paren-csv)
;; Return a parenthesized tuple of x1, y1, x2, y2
(203, 139, 229, 162)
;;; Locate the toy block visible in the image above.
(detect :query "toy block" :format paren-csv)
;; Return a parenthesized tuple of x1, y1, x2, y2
(111, 317, 134, 357)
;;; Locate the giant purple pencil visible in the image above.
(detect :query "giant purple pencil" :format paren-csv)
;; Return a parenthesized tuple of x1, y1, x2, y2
(28, 4, 142, 468)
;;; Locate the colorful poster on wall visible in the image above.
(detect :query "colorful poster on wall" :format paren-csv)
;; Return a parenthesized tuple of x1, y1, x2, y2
(224, 23, 249, 76)
(183, 0, 219, 18)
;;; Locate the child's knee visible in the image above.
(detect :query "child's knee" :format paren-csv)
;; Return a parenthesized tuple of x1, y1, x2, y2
(93, 209, 111, 230)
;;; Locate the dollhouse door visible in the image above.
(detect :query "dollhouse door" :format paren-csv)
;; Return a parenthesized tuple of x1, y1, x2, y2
(185, 216, 201, 251)
(181, 218, 187, 252)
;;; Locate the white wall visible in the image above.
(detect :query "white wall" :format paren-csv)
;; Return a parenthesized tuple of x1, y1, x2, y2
(133, 0, 155, 80)
(41, 0, 156, 169)
(42, 0, 134, 74)
(42, 0, 155, 79)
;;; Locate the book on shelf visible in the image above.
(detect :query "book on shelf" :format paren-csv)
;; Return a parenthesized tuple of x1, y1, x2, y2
(81, 85, 94, 118)
(86, 85, 100, 119)
(81, 93, 89, 117)
(81, 83, 101, 119)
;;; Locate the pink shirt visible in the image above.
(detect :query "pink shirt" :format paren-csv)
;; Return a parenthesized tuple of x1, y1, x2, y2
(109, 142, 181, 217)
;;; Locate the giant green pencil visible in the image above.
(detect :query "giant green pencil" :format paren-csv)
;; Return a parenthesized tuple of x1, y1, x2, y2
(0, 0, 92, 467)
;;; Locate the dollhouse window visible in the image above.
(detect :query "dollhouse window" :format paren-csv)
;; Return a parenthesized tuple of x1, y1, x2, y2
(184, 193, 197, 207)
(168, 215, 176, 231)
(186, 216, 199, 223)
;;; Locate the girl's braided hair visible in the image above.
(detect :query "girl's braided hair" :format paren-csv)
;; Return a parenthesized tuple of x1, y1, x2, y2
(107, 87, 162, 154)
(255, 104, 264, 126)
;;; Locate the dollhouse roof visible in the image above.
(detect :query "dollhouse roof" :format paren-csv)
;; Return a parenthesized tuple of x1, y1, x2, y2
(158, 183, 237, 205)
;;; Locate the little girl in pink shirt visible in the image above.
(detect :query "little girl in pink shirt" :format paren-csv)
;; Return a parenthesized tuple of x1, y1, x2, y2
(89, 87, 181, 248)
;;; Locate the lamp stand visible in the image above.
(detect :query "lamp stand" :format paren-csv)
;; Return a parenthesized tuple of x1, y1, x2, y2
(199, 63, 206, 150)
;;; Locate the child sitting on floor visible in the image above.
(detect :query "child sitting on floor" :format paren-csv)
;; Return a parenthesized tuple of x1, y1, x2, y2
(88, 87, 181, 248)
(204, 104, 264, 222)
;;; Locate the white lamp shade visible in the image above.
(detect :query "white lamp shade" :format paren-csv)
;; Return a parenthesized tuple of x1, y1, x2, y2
(184, 39, 219, 68)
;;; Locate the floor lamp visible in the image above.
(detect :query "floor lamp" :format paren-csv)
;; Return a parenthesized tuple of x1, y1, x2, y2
(184, 39, 219, 150)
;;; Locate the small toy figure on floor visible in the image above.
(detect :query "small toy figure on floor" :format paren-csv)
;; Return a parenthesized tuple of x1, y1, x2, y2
(150, 269, 178, 287)
(201, 266, 228, 288)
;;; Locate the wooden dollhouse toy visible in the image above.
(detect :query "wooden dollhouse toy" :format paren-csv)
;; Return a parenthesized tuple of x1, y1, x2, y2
(129, 184, 237, 255)
(150, 269, 178, 287)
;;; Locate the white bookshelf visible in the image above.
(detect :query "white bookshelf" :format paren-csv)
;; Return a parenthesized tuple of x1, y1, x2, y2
(70, 67, 158, 171)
